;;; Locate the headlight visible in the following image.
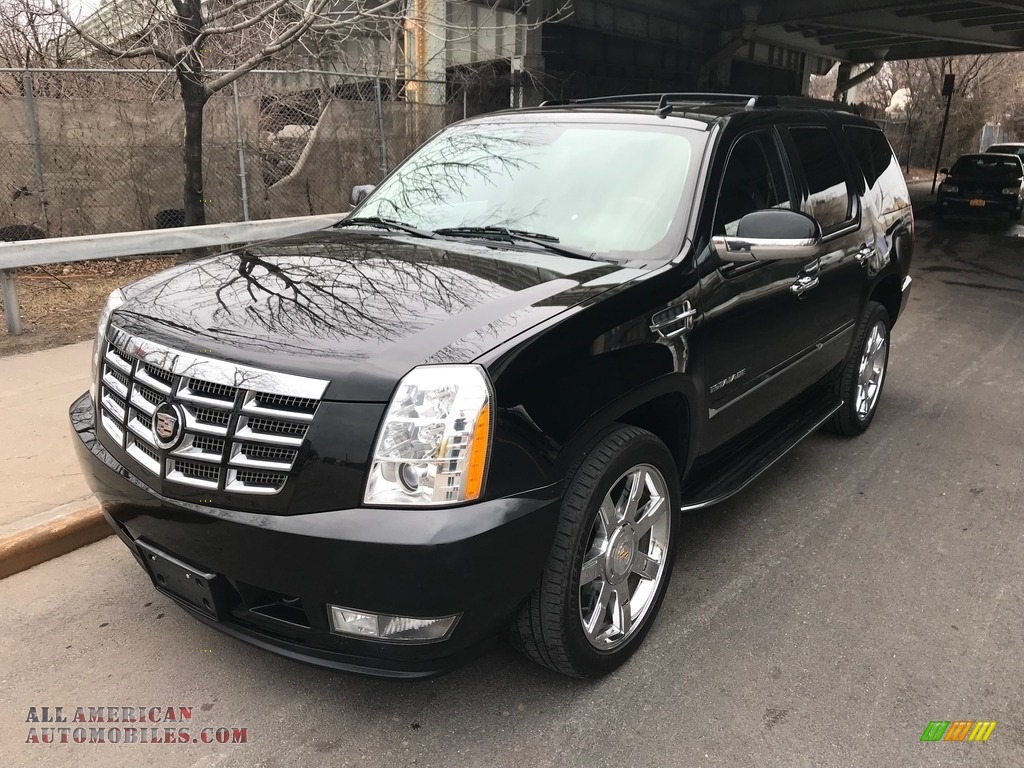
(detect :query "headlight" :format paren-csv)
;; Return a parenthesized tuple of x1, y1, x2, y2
(943, 184, 958, 193)
(364, 365, 493, 506)
(1002, 186, 1019, 195)
(91, 288, 125, 405)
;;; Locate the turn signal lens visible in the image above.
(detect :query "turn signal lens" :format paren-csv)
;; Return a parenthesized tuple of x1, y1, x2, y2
(464, 403, 490, 500)
(364, 365, 493, 506)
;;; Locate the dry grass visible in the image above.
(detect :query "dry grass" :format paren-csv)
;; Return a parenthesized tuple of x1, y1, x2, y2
(0, 258, 177, 357)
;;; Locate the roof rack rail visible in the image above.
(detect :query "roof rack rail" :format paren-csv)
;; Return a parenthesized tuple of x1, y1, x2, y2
(538, 92, 855, 114)
(539, 93, 755, 108)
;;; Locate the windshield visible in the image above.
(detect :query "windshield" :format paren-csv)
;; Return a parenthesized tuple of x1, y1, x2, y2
(356, 121, 703, 260)
(987, 145, 1024, 159)
(950, 155, 1022, 177)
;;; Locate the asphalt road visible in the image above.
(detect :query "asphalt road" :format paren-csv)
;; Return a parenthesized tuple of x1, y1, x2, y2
(2, 204, 1023, 768)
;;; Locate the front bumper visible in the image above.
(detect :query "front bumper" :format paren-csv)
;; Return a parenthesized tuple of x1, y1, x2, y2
(937, 193, 1020, 213)
(70, 393, 560, 678)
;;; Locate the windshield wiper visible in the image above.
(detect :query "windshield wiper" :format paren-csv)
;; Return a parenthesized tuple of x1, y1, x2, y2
(433, 226, 602, 261)
(335, 216, 439, 240)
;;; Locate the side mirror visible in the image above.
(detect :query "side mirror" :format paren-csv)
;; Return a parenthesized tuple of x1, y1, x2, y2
(939, 167, 949, 175)
(350, 184, 375, 207)
(711, 209, 822, 264)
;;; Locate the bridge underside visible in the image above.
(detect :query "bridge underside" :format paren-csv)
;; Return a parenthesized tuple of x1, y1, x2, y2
(502, 0, 1024, 98)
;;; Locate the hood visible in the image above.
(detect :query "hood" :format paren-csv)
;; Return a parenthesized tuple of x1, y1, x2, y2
(112, 229, 630, 401)
(946, 171, 1022, 187)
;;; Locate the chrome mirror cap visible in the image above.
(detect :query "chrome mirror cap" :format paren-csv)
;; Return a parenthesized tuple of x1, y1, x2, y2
(711, 209, 822, 263)
(711, 235, 821, 263)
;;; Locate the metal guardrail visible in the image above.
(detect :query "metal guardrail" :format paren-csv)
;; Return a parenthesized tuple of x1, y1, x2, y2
(0, 213, 343, 335)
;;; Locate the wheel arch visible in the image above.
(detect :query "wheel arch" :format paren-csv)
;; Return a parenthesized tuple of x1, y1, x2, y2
(869, 273, 902, 327)
(554, 374, 699, 486)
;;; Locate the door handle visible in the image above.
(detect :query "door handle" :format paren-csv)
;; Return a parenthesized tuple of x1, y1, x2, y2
(790, 274, 819, 296)
(855, 243, 875, 265)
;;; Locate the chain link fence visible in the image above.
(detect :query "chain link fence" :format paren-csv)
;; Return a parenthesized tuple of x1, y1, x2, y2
(0, 69, 466, 239)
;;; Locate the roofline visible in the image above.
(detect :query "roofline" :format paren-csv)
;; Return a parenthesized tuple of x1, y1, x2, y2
(537, 93, 857, 116)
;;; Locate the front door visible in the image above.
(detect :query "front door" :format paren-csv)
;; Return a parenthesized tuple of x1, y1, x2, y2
(699, 129, 823, 451)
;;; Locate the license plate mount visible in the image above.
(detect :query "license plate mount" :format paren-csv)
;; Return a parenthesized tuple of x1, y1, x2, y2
(137, 540, 225, 620)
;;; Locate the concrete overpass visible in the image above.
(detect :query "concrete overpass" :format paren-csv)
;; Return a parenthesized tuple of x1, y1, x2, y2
(470, 0, 1024, 99)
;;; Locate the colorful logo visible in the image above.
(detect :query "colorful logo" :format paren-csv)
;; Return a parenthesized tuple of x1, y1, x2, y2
(920, 721, 996, 742)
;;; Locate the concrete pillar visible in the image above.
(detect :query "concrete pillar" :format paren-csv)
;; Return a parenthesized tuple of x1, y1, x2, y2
(799, 55, 815, 96)
(833, 61, 853, 103)
(407, 0, 448, 104)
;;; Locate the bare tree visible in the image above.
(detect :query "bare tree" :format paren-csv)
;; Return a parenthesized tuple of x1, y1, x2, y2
(840, 53, 1021, 169)
(49, 0, 568, 227)
(0, 0, 72, 92)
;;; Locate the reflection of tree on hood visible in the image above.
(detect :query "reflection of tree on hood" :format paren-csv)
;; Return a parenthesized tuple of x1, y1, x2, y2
(123, 234, 567, 359)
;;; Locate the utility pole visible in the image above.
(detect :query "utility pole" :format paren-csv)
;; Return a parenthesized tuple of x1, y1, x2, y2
(931, 73, 955, 194)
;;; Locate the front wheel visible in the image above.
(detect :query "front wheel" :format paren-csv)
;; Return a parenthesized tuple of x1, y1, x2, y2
(826, 301, 891, 436)
(510, 426, 679, 678)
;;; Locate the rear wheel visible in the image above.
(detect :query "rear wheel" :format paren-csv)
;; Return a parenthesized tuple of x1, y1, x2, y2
(826, 301, 891, 436)
(510, 426, 679, 678)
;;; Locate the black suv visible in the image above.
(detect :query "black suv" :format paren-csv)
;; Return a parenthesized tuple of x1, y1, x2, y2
(70, 93, 914, 679)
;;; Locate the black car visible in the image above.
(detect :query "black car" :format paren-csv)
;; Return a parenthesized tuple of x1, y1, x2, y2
(936, 152, 1024, 220)
(71, 93, 914, 679)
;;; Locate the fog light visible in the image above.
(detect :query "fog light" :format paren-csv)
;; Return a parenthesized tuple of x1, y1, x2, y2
(328, 605, 459, 643)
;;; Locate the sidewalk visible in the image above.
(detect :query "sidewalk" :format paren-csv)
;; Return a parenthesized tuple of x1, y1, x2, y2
(0, 341, 107, 576)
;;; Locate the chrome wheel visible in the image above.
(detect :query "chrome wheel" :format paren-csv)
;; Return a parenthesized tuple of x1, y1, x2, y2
(855, 320, 888, 421)
(579, 463, 671, 650)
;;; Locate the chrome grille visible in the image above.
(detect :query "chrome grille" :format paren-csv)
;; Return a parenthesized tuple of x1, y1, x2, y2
(189, 405, 231, 428)
(239, 442, 298, 463)
(228, 468, 288, 494)
(245, 416, 308, 437)
(253, 392, 318, 412)
(97, 327, 328, 496)
(143, 363, 174, 387)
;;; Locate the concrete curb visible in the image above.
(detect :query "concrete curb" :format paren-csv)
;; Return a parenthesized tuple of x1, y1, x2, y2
(0, 503, 111, 580)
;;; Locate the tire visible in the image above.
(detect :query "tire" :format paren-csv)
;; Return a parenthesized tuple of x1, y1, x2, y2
(826, 301, 891, 436)
(1011, 203, 1022, 221)
(509, 425, 680, 678)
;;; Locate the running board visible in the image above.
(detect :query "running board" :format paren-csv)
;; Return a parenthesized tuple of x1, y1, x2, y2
(679, 394, 842, 512)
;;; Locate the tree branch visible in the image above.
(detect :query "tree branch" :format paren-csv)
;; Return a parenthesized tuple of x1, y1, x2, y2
(50, 0, 175, 65)
(203, 0, 401, 94)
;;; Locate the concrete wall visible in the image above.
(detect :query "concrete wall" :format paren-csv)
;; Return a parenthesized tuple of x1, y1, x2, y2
(267, 99, 446, 218)
(0, 95, 269, 237)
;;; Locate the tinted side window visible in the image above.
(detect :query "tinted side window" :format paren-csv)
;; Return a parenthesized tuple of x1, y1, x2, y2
(788, 126, 853, 232)
(714, 131, 793, 236)
(844, 126, 908, 214)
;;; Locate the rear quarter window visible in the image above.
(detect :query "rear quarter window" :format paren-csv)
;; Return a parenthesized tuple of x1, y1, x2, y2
(844, 126, 909, 214)
(787, 126, 854, 234)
